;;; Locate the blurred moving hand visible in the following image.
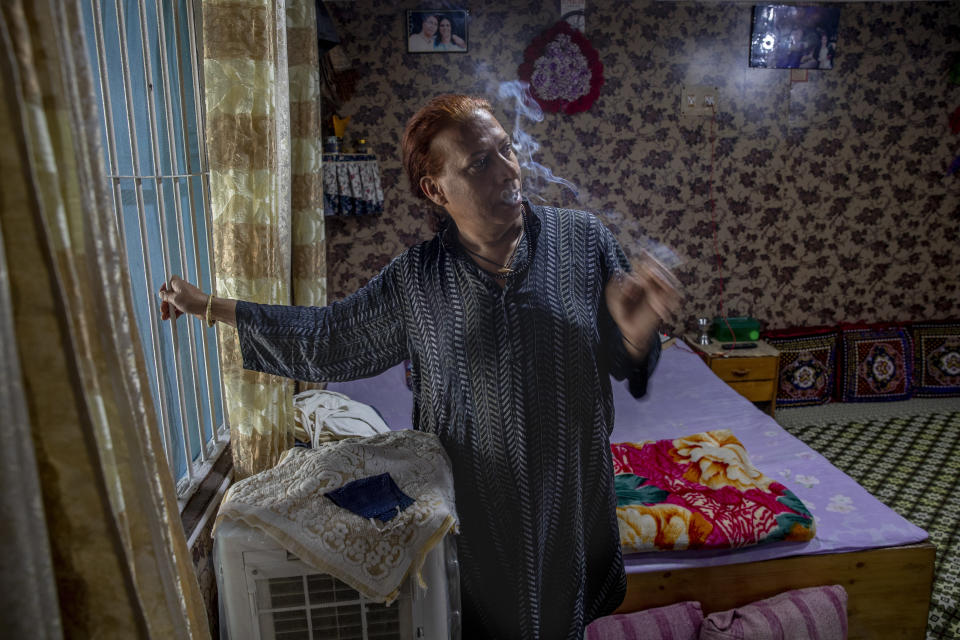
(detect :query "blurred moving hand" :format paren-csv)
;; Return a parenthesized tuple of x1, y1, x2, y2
(604, 255, 681, 358)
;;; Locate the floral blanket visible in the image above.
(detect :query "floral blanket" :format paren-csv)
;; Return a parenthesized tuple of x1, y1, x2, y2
(612, 430, 815, 553)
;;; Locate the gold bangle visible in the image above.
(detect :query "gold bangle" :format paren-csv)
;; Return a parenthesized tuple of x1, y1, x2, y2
(205, 293, 215, 328)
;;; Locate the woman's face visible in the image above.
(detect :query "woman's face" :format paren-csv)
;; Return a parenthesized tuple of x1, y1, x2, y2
(421, 16, 438, 38)
(423, 110, 523, 225)
(439, 18, 452, 42)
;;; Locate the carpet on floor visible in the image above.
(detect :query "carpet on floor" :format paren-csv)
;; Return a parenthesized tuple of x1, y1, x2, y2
(780, 410, 960, 640)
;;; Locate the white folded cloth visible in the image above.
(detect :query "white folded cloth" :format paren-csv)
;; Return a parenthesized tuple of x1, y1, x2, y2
(293, 389, 389, 447)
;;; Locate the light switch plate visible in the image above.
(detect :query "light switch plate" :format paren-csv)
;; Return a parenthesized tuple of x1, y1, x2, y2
(680, 85, 719, 117)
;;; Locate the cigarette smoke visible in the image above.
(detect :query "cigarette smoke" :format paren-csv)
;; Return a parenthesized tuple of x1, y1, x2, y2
(496, 80, 581, 203)
(490, 77, 684, 269)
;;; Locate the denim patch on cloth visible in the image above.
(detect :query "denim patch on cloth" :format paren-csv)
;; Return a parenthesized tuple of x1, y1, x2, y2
(325, 472, 415, 522)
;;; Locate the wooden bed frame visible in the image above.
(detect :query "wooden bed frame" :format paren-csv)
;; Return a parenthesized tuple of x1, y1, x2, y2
(617, 541, 936, 639)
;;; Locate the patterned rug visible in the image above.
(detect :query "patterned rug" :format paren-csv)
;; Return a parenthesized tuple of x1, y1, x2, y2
(781, 411, 960, 640)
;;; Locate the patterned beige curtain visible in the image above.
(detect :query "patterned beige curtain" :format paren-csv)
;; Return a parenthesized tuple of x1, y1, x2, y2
(203, 0, 326, 479)
(288, 1, 327, 309)
(0, 1, 209, 637)
(289, 0, 328, 396)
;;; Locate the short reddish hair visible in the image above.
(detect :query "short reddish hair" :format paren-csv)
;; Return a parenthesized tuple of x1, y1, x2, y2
(401, 94, 494, 200)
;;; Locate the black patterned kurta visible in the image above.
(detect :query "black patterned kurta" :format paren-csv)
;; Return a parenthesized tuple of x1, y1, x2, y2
(236, 204, 660, 639)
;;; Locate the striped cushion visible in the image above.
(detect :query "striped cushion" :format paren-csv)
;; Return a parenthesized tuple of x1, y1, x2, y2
(586, 601, 703, 640)
(699, 585, 848, 640)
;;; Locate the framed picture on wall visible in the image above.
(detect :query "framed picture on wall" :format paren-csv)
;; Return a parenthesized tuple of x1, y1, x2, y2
(750, 5, 840, 69)
(406, 9, 469, 53)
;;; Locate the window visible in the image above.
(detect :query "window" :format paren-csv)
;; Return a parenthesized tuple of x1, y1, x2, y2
(82, 0, 227, 507)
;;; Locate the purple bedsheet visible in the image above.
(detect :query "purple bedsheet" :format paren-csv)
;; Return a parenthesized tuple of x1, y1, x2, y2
(328, 345, 927, 574)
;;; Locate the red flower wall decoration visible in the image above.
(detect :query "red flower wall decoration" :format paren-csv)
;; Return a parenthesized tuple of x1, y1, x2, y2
(517, 21, 604, 115)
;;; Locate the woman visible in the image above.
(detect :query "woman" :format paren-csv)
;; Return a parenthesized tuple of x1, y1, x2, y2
(816, 33, 833, 69)
(434, 16, 466, 51)
(407, 13, 439, 52)
(159, 95, 678, 639)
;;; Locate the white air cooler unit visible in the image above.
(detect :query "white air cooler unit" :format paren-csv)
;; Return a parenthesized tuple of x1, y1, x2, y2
(215, 519, 461, 640)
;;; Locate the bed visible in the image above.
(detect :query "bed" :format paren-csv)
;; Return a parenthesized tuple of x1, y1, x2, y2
(328, 344, 935, 639)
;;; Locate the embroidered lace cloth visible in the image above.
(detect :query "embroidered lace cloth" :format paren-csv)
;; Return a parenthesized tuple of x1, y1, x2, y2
(215, 430, 457, 603)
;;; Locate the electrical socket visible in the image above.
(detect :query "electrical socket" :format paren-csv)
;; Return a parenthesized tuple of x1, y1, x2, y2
(680, 85, 719, 117)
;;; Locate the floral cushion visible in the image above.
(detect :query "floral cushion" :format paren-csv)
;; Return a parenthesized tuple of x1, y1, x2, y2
(612, 430, 815, 553)
(910, 322, 960, 397)
(763, 328, 838, 407)
(839, 325, 913, 402)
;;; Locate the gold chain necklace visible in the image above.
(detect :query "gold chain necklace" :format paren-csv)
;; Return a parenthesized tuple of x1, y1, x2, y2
(461, 216, 525, 276)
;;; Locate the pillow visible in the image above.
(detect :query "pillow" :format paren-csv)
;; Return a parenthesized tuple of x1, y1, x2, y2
(839, 325, 913, 402)
(699, 585, 847, 640)
(586, 601, 703, 640)
(763, 327, 838, 407)
(910, 322, 960, 397)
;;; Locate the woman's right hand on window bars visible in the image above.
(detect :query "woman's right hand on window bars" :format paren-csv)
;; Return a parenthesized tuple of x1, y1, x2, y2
(158, 275, 206, 321)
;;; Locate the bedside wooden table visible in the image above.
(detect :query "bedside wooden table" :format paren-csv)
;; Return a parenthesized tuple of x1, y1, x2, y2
(684, 336, 781, 416)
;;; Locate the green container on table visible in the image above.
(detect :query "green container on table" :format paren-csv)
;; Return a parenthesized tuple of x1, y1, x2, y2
(711, 316, 761, 342)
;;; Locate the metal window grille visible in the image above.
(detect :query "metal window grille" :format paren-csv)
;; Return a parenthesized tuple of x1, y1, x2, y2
(83, 0, 228, 507)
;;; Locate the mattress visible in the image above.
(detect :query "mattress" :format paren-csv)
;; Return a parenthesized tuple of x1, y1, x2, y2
(328, 344, 928, 575)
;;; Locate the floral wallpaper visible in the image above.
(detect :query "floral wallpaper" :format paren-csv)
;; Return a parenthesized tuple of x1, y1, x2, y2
(324, 0, 960, 333)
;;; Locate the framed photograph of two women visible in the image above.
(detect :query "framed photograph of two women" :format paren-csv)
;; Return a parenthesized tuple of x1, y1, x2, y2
(406, 9, 469, 53)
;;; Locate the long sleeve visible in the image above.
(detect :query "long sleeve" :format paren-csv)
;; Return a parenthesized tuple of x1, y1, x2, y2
(235, 257, 408, 383)
(595, 219, 662, 398)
